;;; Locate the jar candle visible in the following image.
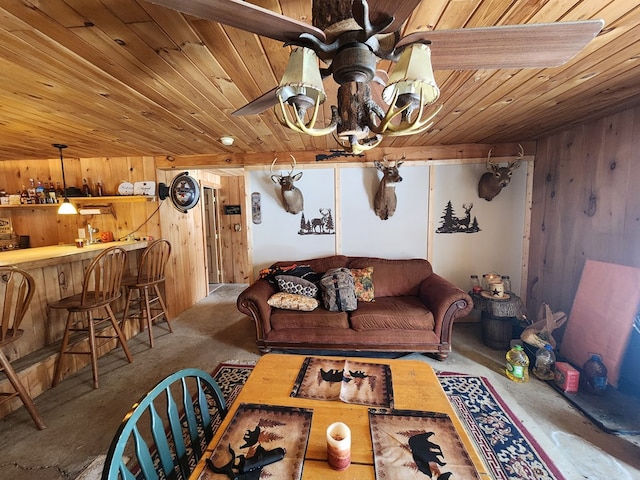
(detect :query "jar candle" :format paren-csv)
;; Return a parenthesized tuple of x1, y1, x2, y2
(326, 422, 351, 470)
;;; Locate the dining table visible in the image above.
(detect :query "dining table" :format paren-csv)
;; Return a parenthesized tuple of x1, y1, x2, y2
(190, 353, 491, 480)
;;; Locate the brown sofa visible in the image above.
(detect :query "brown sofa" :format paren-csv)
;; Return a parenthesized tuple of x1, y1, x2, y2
(236, 255, 473, 359)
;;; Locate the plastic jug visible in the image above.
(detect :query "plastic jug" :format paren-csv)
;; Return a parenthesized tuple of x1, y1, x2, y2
(506, 344, 529, 382)
(533, 344, 556, 380)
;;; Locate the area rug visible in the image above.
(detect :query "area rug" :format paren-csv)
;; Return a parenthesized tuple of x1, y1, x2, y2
(212, 363, 564, 480)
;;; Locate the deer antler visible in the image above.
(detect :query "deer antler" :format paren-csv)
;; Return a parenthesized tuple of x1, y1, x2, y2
(486, 147, 494, 171)
(270, 157, 278, 175)
(289, 154, 296, 175)
(509, 144, 525, 169)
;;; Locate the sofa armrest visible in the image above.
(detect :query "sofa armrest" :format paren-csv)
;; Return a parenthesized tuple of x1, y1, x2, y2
(419, 273, 474, 340)
(237, 280, 277, 340)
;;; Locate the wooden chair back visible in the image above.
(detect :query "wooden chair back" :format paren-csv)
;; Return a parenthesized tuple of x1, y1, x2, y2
(0, 267, 35, 345)
(101, 368, 226, 480)
(80, 246, 127, 307)
(136, 239, 171, 286)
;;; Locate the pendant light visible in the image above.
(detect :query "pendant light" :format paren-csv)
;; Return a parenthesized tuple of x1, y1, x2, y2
(53, 143, 77, 215)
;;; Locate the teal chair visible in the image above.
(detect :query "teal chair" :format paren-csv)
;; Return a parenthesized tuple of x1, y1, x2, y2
(102, 368, 227, 480)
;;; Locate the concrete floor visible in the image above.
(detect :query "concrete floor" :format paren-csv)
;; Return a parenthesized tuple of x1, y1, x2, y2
(1, 284, 639, 480)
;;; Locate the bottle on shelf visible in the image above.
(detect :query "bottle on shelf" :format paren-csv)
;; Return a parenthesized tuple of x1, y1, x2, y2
(506, 344, 529, 382)
(27, 178, 36, 203)
(44, 182, 55, 203)
(20, 185, 29, 204)
(35, 180, 45, 204)
(95, 181, 104, 197)
(55, 181, 64, 201)
(533, 344, 556, 380)
(582, 354, 608, 394)
(82, 178, 92, 197)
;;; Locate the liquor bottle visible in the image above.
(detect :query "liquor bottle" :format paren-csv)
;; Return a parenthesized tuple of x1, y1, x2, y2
(35, 180, 45, 204)
(44, 182, 54, 203)
(82, 178, 92, 197)
(95, 181, 103, 197)
(27, 178, 36, 203)
(55, 181, 64, 201)
(20, 185, 29, 204)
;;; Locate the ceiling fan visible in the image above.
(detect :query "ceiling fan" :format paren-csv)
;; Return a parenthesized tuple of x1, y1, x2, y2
(146, 0, 604, 153)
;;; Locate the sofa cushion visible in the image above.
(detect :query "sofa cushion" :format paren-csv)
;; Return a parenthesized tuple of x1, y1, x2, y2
(270, 308, 350, 330)
(350, 266, 375, 302)
(276, 275, 319, 298)
(267, 292, 318, 311)
(348, 258, 433, 297)
(349, 296, 435, 331)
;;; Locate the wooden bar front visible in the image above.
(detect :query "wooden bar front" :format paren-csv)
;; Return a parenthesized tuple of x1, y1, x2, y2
(0, 240, 148, 418)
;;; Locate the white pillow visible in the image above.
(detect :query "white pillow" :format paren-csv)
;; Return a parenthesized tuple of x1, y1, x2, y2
(267, 292, 319, 311)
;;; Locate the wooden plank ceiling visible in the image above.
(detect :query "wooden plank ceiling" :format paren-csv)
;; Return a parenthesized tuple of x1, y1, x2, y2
(0, 0, 639, 162)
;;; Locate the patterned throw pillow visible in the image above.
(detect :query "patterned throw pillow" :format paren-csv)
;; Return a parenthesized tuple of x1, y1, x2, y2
(276, 275, 319, 298)
(267, 292, 319, 311)
(350, 267, 375, 302)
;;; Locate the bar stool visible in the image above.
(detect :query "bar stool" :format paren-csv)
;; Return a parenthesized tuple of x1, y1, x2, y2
(121, 239, 172, 348)
(0, 267, 46, 429)
(50, 246, 132, 389)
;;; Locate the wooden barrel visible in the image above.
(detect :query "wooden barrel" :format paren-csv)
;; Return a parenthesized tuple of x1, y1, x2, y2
(482, 312, 514, 350)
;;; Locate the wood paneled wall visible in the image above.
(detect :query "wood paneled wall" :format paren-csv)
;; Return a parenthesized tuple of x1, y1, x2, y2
(527, 105, 640, 320)
(157, 169, 209, 317)
(218, 175, 250, 283)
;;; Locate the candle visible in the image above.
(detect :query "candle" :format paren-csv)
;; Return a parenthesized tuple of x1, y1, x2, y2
(326, 422, 351, 470)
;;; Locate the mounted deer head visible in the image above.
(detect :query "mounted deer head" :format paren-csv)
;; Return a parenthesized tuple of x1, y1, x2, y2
(373, 156, 404, 220)
(270, 155, 304, 214)
(478, 144, 524, 201)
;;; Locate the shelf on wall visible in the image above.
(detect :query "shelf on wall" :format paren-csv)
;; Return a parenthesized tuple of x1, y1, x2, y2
(0, 195, 156, 209)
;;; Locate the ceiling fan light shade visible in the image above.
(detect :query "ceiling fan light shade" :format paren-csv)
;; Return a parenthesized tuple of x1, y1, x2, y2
(276, 47, 326, 108)
(57, 198, 78, 215)
(383, 43, 440, 106)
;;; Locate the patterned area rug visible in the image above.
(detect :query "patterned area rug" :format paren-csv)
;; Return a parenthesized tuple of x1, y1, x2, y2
(212, 363, 564, 480)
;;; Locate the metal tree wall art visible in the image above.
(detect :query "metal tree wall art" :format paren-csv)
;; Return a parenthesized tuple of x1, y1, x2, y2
(436, 201, 481, 234)
(298, 208, 335, 235)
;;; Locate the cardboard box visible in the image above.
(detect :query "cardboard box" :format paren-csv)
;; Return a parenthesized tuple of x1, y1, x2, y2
(555, 362, 580, 393)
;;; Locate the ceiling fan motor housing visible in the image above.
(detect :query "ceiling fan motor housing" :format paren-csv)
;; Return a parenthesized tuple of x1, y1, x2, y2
(332, 43, 378, 84)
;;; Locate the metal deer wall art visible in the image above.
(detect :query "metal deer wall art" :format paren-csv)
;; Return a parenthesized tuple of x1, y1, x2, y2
(373, 156, 404, 220)
(478, 145, 524, 201)
(270, 155, 303, 214)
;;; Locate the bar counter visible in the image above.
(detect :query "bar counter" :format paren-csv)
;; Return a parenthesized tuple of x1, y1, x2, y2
(0, 239, 148, 269)
(0, 240, 149, 418)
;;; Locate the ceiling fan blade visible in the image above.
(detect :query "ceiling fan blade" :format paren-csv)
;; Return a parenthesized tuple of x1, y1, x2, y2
(397, 20, 604, 70)
(365, 0, 422, 34)
(146, 0, 325, 44)
(232, 87, 279, 116)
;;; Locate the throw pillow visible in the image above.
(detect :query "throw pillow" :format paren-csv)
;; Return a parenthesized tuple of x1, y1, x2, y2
(267, 292, 319, 311)
(350, 266, 375, 302)
(276, 275, 319, 298)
